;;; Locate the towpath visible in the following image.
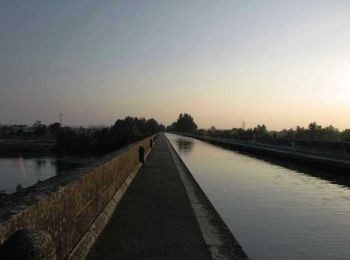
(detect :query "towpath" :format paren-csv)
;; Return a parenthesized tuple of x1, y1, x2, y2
(87, 133, 212, 259)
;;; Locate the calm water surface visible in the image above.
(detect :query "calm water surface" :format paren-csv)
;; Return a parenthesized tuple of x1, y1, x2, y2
(167, 133, 350, 259)
(0, 156, 85, 193)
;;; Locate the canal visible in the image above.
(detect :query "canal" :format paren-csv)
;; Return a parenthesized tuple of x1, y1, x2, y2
(167, 133, 350, 259)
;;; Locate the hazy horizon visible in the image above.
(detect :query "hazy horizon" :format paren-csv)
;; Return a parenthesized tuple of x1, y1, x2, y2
(1, 1, 349, 130)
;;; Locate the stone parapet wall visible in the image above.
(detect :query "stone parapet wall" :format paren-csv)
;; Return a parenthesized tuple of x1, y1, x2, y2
(0, 134, 157, 259)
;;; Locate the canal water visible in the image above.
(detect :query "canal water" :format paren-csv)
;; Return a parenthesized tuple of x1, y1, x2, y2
(0, 156, 86, 194)
(167, 133, 350, 259)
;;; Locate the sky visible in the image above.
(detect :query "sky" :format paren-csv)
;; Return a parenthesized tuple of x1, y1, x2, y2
(1, 0, 350, 130)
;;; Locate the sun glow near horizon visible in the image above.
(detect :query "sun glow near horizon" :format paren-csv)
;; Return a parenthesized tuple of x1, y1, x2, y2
(0, 1, 349, 130)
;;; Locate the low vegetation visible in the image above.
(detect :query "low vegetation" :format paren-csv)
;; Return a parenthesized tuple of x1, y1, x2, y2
(167, 114, 350, 143)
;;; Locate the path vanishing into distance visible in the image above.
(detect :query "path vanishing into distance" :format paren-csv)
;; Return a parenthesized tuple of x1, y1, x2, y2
(87, 133, 247, 260)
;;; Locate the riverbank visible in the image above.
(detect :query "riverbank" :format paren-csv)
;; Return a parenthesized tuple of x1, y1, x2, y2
(0, 137, 55, 156)
(174, 132, 350, 174)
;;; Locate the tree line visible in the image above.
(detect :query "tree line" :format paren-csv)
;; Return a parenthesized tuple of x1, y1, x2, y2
(0, 121, 61, 137)
(166, 114, 350, 143)
(0, 117, 164, 154)
(55, 117, 165, 154)
(2, 113, 349, 156)
(166, 113, 198, 133)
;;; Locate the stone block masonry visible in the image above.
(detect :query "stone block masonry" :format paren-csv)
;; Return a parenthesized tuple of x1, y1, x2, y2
(0, 134, 157, 259)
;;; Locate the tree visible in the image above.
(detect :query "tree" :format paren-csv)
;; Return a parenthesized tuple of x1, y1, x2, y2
(210, 126, 216, 132)
(48, 122, 61, 134)
(32, 120, 47, 136)
(308, 122, 322, 140)
(341, 129, 350, 142)
(55, 116, 163, 154)
(322, 125, 340, 141)
(145, 118, 160, 134)
(253, 124, 268, 137)
(295, 126, 306, 139)
(173, 113, 198, 133)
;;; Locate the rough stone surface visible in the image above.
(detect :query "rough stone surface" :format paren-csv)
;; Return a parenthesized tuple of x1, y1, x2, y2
(68, 152, 151, 259)
(0, 229, 56, 260)
(0, 135, 156, 259)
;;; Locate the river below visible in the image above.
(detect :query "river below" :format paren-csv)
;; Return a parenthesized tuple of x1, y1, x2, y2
(0, 155, 87, 194)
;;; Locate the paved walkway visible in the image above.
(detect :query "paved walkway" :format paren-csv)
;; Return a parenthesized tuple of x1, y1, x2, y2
(87, 133, 211, 260)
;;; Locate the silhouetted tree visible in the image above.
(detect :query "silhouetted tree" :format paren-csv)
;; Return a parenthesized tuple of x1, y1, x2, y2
(48, 122, 61, 134)
(308, 122, 322, 140)
(166, 122, 177, 132)
(253, 124, 268, 137)
(322, 125, 340, 141)
(55, 116, 163, 154)
(341, 129, 350, 142)
(171, 113, 198, 133)
(32, 120, 47, 136)
(201, 121, 345, 143)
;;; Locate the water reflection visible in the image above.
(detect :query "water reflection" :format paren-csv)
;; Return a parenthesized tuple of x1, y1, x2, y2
(210, 142, 350, 190)
(0, 156, 86, 193)
(18, 156, 26, 178)
(166, 133, 350, 259)
(36, 159, 47, 166)
(175, 138, 194, 155)
(52, 159, 84, 174)
(172, 135, 350, 190)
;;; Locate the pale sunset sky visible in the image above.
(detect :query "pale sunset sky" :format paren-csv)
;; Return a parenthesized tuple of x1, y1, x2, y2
(1, 0, 349, 130)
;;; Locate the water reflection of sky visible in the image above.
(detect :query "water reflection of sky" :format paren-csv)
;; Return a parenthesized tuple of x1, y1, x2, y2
(167, 133, 350, 260)
(0, 157, 84, 193)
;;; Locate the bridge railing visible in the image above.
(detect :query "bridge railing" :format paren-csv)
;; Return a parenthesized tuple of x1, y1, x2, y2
(0, 134, 158, 259)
